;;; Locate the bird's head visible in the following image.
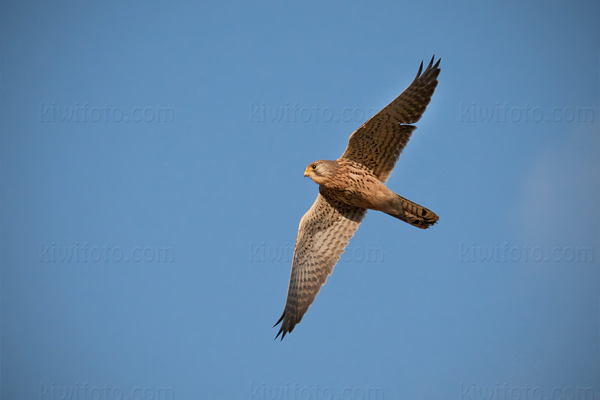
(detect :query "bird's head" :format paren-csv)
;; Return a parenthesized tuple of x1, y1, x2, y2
(303, 160, 337, 185)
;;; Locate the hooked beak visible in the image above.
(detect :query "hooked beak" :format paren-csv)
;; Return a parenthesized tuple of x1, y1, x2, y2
(304, 166, 311, 177)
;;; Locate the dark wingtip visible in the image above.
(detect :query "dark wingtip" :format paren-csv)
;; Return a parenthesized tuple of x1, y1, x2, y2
(275, 328, 286, 341)
(427, 54, 435, 69)
(273, 313, 284, 328)
(415, 55, 441, 80)
(273, 311, 287, 340)
(414, 61, 424, 80)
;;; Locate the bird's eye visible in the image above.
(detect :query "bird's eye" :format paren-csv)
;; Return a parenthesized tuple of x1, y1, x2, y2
(311, 164, 317, 170)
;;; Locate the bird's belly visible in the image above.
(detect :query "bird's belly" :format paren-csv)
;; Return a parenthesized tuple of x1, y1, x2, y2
(324, 180, 393, 211)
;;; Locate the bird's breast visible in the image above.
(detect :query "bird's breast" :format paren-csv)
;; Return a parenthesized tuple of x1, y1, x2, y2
(320, 169, 393, 211)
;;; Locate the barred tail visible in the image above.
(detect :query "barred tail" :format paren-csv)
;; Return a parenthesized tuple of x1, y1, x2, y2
(387, 194, 439, 229)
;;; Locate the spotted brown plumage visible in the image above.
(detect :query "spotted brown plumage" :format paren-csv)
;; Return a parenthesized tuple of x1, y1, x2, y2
(275, 56, 441, 340)
(342, 56, 441, 182)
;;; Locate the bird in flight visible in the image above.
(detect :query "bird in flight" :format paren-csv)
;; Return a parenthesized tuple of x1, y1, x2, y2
(274, 56, 441, 340)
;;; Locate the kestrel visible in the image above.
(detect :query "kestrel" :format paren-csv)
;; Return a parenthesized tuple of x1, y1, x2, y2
(274, 56, 441, 339)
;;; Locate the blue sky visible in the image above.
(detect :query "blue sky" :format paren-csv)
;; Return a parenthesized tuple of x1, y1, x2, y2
(1, 0, 599, 399)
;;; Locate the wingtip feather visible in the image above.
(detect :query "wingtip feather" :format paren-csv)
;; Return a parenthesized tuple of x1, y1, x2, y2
(274, 328, 285, 340)
(273, 311, 288, 340)
(415, 55, 441, 81)
(414, 61, 424, 80)
(273, 313, 284, 328)
(427, 55, 435, 69)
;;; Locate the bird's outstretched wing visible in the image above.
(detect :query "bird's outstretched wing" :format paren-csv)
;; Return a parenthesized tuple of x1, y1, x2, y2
(340, 56, 441, 182)
(274, 193, 366, 339)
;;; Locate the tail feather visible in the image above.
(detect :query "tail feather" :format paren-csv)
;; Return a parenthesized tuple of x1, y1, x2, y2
(387, 194, 438, 229)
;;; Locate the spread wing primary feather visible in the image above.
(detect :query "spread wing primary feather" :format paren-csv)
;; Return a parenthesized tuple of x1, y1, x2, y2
(275, 56, 441, 339)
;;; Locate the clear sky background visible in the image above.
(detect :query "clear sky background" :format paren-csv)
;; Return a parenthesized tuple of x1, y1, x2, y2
(1, 1, 599, 399)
